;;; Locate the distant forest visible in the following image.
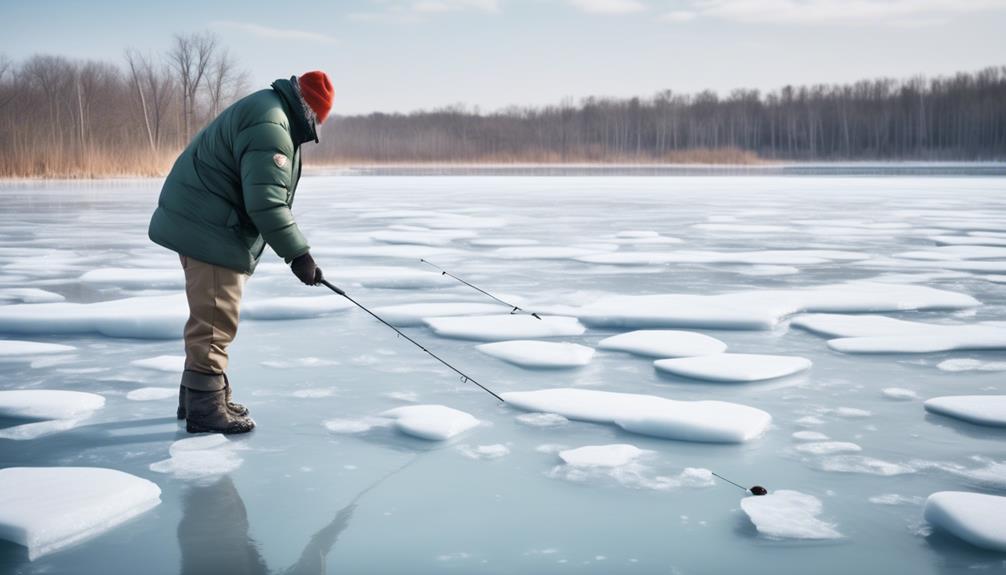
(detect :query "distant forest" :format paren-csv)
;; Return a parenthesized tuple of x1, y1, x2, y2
(0, 33, 1004, 177)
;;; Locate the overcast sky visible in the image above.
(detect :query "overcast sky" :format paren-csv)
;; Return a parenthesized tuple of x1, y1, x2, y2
(3, 0, 1005, 115)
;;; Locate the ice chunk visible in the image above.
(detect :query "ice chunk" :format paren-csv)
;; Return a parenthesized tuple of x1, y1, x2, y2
(379, 405, 480, 441)
(79, 268, 183, 289)
(654, 353, 811, 382)
(794, 441, 862, 455)
(0, 340, 75, 357)
(559, 444, 644, 467)
(149, 434, 243, 481)
(924, 491, 1006, 552)
(0, 390, 105, 420)
(0, 467, 161, 560)
(515, 412, 569, 427)
(126, 387, 176, 401)
(937, 358, 1006, 372)
(740, 490, 842, 540)
(476, 340, 594, 368)
(0, 288, 64, 304)
(0, 295, 187, 339)
(597, 330, 727, 358)
(882, 388, 919, 400)
(242, 296, 353, 320)
(0, 418, 91, 441)
(793, 314, 1006, 354)
(424, 315, 586, 342)
(924, 396, 1006, 427)
(501, 388, 771, 443)
(458, 444, 510, 460)
(370, 302, 508, 326)
(574, 281, 977, 330)
(130, 355, 184, 373)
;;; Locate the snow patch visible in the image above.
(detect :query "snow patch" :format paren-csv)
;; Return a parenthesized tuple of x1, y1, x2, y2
(380, 405, 480, 441)
(476, 340, 594, 368)
(654, 353, 811, 382)
(0, 390, 105, 420)
(937, 358, 1006, 372)
(882, 388, 919, 400)
(130, 355, 184, 373)
(515, 412, 569, 427)
(126, 387, 176, 401)
(740, 490, 842, 540)
(149, 434, 243, 481)
(597, 330, 727, 358)
(794, 441, 862, 455)
(458, 444, 510, 460)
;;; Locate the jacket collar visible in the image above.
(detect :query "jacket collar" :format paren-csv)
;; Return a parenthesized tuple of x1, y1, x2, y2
(271, 76, 318, 145)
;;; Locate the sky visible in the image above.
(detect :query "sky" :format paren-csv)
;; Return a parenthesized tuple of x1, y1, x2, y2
(2, 0, 1005, 115)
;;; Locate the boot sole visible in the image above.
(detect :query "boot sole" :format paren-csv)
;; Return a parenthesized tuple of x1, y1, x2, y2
(186, 419, 256, 435)
(177, 405, 249, 420)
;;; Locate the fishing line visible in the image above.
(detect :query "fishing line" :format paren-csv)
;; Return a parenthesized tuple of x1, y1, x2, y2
(419, 258, 542, 319)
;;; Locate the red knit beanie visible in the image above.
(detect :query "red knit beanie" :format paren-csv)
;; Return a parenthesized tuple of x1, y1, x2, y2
(298, 71, 334, 124)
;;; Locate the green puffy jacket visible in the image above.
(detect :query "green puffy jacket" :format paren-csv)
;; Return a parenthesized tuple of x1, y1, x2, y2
(148, 76, 318, 274)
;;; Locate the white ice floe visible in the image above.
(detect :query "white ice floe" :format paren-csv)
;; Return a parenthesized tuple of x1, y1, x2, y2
(549, 444, 714, 491)
(370, 302, 508, 326)
(79, 268, 183, 289)
(332, 266, 452, 289)
(0, 390, 105, 420)
(130, 355, 184, 373)
(559, 444, 644, 467)
(0, 340, 75, 358)
(793, 314, 1006, 354)
(0, 295, 187, 339)
(792, 431, 830, 441)
(515, 412, 569, 427)
(794, 441, 862, 455)
(149, 434, 243, 481)
(0, 288, 64, 304)
(458, 444, 510, 460)
(937, 358, 1006, 372)
(476, 340, 594, 368)
(597, 330, 727, 358)
(572, 282, 976, 330)
(740, 490, 842, 540)
(0, 467, 161, 560)
(882, 388, 919, 400)
(924, 396, 1006, 427)
(424, 315, 586, 342)
(924, 491, 1006, 552)
(501, 388, 771, 443)
(379, 405, 480, 441)
(654, 353, 811, 382)
(242, 296, 354, 320)
(126, 387, 176, 401)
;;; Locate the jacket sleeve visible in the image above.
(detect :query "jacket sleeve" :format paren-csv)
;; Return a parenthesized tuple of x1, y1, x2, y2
(235, 122, 310, 261)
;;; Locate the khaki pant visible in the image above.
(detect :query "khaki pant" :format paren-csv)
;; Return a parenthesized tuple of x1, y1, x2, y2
(179, 255, 247, 391)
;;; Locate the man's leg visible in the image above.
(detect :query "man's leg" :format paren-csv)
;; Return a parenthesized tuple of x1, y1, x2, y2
(178, 255, 254, 434)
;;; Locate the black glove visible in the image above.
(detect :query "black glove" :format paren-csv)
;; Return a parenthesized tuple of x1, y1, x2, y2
(291, 252, 323, 286)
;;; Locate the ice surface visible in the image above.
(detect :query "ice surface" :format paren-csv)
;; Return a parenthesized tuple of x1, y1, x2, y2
(0, 288, 64, 304)
(331, 266, 452, 289)
(515, 412, 569, 427)
(149, 434, 243, 481)
(424, 315, 586, 341)
(130, 355, 184, 373)
(476, 340, 594, 368)
(489, 245, 618, 260)
(882, 388, 919, 400)
(937, 358, 1006, 372)
(370, 302, 507, 326)
(597, 330, 727, 358)
(792, 431, 830, 441)
(816, 456, 915, 476)
(241, 296, 354, 320)
(0, 390, 104, 419)
(924, 396, 1006, 427)
(379, 405, 480, 440)
(794, 441, 862, 455)
(126, 387, 176, 401)
(457, 444, 510, 460)
(501, 388, 771, 443)
(924, 492, 1006, 552)
(79, 268, 183, 289)
(572, 282, 977, 330)
(740, 490, 842, 540)
(370, 228, 477, 246)
(558, 444, 644, 467)
(793, 314, 1006, 354)
(0, 467, 161, 560)
(0, 340, 75, 357)
(654, 353, 811, 382)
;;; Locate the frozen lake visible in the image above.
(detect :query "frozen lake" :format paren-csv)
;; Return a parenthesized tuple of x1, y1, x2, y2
(0, 175, 1005, 574)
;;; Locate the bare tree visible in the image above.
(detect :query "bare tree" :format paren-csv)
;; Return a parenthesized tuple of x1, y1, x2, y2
(125, 49, 157, 153)
(205, 47, 244, 117)
(169, 31, 216, 140)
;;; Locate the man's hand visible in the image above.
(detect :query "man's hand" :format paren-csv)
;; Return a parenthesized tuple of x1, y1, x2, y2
(291, 252, 323, 285)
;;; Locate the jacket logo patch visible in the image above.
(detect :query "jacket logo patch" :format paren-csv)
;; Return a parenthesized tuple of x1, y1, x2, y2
(273, 153, 288, 168)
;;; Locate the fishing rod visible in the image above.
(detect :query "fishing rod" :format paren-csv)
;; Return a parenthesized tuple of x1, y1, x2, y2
(319, 278, 766, 496)
(419, 258, 542, 320)
(320, 278, 505, 403)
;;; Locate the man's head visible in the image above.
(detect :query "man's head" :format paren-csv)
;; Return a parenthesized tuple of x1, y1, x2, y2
(297, 71, 335, 125)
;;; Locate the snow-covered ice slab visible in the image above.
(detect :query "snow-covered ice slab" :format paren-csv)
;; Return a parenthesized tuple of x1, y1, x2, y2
(924, 492, 1006, 552)
(654, 353, 811, 382)
(476, 340, 594, 368)
(0, 340, 75, 358)
(0, 295, 188, 339)
(149, 434, 243, 481)
(370, 302, 507, 326)
(924, 396, 1006, 427)
(0, 467, 161, 560)
(597, 330, 727, 358)
(130, 355, 184, 373)
(0, 390, 105, 420)
(793, 314, 1006, 354)
(559, 444, 644, 467)
(740, 490, 842, 540)
(501, 388, 771, 443)
(573, 282, 977, 330)
(379, 405, 480, 441)
(424, 315, 586, 342)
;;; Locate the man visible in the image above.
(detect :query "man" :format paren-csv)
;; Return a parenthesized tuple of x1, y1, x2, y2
(148, 71, 335, 435)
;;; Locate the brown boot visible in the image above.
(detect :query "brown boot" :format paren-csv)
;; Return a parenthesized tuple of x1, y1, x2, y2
(184, 387, 255, 435)
(177, 377, 249, 420)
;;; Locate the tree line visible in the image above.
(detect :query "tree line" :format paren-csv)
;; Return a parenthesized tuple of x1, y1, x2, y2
(314, 66, 1006, 163)
(0, 33, 1003, 178)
